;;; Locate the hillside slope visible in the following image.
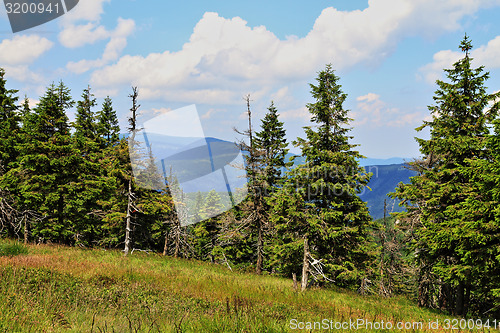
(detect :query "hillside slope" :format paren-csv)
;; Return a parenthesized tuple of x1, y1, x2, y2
(0, 239, 458, 332)
(360, 163, 417, 219)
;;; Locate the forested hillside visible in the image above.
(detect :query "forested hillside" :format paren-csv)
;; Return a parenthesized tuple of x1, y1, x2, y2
(361, 163, 417, 219)
(1, 35, 500, 319)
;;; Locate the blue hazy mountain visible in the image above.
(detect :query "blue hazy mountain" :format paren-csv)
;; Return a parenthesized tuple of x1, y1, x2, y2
(285, 153, 415, 219)
(123, 133, 415, 219)
(358, 157, 409, 167)
(127, 132, 246, 193)
(360, 163, 417, 219)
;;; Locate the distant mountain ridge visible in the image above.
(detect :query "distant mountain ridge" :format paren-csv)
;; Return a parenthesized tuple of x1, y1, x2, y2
(121, 133, 415, 219)
(360, 163, 416, 219)
(358, 157, 410, 167)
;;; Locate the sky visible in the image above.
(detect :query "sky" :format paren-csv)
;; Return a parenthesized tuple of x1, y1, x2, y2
(2, 0, 500, 159)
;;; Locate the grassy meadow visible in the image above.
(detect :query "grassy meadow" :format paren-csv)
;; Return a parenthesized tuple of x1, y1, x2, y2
(0, 238, 488, 332)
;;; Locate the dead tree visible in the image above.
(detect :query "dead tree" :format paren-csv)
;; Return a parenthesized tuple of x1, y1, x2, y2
(124, 86, 141, 256)
(234, 94, 266, 274)
(301, 236, 310, 291)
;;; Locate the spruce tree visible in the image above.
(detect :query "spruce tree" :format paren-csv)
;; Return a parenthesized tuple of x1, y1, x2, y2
(71, 86, 118, 246)
(97, 96, 120, 148)
(12, 82, 78, 243)
(254, 101, 289, 190)
(391, 35, 500, 315)
(251, 101, 289, 273)
(0, 68, 20, 173)
(0, 68, 21, 237)
(74, 86, 97, 141)
(271, 64, 373, 290)
(459, 116, 500, 316)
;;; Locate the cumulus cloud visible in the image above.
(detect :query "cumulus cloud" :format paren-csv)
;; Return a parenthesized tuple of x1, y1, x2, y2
(280, 106, 310, 120)
(60, 0, 111, 24)
(418, 50, 462, 84)
(57, 0, 135, 74)
(2, 65, 44, 83)
(354, 93, 424, 127)
(0, 35, 53, 65)
(88, 0, 500, 104)
(65, 18, 135, 74)
(419, 34, 500, 84)
(59, 22, 110, 48)
(0, 35, 53, 83)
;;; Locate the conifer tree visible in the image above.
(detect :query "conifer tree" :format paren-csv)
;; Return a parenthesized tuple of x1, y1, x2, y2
(251, 101, 289, 273)
(459, 116, 500, 316)
(392, 35, 500, 315)
(254, 101, 289, 190)
(0, 68, 21, 237)
(270, 64, 372, 290)
(11, 82, 78, 243)
(97, 96, 120, 148)
(0, 68, 20, 173)
(71, 86, 118, 246)
(233, 95, 272, 274)
(74, 86, 97, 141)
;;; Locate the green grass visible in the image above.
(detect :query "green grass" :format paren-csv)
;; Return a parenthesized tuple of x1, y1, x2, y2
(0, 238, 489, 332)
(0, 240, 28, 257)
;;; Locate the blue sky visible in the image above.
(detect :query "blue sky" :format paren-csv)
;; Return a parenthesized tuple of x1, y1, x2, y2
(2, 0, 500, 158)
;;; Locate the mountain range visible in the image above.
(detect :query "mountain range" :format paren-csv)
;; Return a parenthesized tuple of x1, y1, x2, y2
(124, 133, 416, 220)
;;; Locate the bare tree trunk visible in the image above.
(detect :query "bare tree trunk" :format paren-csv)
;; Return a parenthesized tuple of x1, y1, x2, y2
(162, 226, 169, 256)
(124, 178, 132, 256)
(379, 199, 386, 296)
(23, 214, 28, 244)
(124, 86, 140, 257)
(301, 236, 310, 291)
(256, 218, 263, 274)
(292, 273, 298, 291)
(174, 222, 180, 258)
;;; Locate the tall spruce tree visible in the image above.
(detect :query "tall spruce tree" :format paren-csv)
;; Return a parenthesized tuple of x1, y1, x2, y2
(459, 116, 500, 316)
(211, 97, 286, 272)
(0, 68, 21, 237)
(97, 96, 120, 148)
(391, 35, 500, 315)
(74, 86, 97, 141)
(71, 86, 116, 246)
(270, 64, 373, 290)
(0, 68, 20, 173)
(11, 82, 79, 243)
(254, 101, 289, 190)
(252, 101, 289, 273)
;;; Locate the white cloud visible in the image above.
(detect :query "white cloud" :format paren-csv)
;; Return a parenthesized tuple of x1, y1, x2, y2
(201, 108, 225, 120)
(26, 98, 40, 109)
(60, 0, 111, 24)
(472, 35, 500, 68)
(93, 88, 119, 98)
(59, 22, 109, 48)
(354, 93, 424, 127)
(65, 18, 136, 73)
(270, 87, 291, 103)
(2, 65, 43, 83)
(89, 0, 499, 104)
(280, 106, 310, 120)
(419, 34, 500, 84)
(418, 50, 462, 84)
(57, 0, 134, 74)
(0, 35, 53, 65)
